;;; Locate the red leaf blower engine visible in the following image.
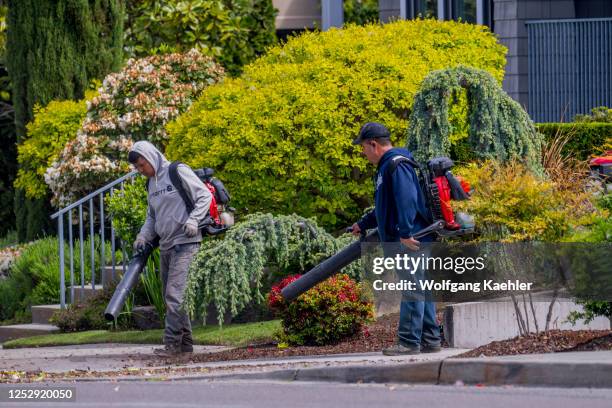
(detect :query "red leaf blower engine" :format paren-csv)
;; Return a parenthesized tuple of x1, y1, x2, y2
(194, 167, 235, 232)
(417, 156, 473, 234)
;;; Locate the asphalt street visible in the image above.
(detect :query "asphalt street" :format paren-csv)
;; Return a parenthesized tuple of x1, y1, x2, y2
(1, 380, 611, 408)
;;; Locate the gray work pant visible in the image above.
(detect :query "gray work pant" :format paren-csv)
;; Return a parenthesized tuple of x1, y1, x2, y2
(160, 242, 200, 346)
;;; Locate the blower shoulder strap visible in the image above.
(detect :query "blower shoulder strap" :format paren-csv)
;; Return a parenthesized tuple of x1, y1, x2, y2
(384, 155, 434, 224)
(168, 161, 194, 214)
(145, 162, 195, 214)
(385, 155, 420, 176)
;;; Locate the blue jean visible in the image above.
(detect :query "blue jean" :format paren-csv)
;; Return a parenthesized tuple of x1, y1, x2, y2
(385, 242, 441, 348)
(398, 299, 441, 348)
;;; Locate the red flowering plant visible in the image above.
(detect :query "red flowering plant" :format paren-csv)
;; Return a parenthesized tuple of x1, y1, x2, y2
(267, 273, 374, 346)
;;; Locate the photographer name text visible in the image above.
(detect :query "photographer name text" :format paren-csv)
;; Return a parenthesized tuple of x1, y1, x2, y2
(372, 279, 533, 292)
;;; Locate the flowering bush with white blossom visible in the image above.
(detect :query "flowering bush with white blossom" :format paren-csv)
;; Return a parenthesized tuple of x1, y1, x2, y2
(46, 49, 225, 207)
(0, 243, 29, 280)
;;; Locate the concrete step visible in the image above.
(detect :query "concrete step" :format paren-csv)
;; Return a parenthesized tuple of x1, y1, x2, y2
(0, 323, 59, 343)
(31, 304, 62, 324)
(101, 264, 125, 288)
(70, 284, 105, 303)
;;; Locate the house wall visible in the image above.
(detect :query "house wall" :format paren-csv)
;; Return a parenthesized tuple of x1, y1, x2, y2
(273, 0, 321, 29)
(495, 0, 575, 111)
(379, 0, 402, 22)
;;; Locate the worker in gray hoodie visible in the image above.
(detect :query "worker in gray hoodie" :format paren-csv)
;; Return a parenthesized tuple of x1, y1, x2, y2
(128, 141, 212, 356)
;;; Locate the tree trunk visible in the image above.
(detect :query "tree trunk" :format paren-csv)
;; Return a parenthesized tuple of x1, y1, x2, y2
(545, 289, 559, 332)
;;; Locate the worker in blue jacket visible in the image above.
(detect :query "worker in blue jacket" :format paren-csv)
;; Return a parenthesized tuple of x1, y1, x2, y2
(350, 122, 441, 355)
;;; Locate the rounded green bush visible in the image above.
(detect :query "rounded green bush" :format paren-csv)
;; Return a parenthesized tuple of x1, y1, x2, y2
(166, 19, 506, 229)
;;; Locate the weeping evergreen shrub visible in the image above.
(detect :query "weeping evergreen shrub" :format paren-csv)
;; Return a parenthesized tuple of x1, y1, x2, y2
(407, 65, 544, 173)
(184, 213, 362, 324)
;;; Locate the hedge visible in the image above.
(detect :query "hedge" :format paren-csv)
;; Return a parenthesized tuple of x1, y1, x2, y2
(537, 122, 612, 160)
(166, 19, 507, 229)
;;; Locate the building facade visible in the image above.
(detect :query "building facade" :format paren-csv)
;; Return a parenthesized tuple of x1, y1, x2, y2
(382, 1, 612, 121)
(273, 0, 612, 122)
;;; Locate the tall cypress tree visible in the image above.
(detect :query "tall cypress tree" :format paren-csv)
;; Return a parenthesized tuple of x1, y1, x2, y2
(0, 3, 17, 238)
(6, 0, 124, 241)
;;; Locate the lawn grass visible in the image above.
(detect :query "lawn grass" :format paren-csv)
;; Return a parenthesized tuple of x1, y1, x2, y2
(2, 320, 281, 349)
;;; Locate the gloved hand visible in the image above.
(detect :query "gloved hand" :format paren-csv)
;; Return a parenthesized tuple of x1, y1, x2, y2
(133, 237, 146, 253)
(183, 222, 199, 238)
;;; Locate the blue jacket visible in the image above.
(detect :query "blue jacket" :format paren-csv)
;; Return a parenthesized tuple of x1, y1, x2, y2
(357, 148, 433, 243)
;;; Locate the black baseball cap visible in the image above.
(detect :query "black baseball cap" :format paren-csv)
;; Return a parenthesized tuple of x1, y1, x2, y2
(352, 122, 391, 145)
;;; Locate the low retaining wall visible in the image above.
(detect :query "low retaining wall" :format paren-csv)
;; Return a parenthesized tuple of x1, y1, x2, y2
(444, 300, 611, 348)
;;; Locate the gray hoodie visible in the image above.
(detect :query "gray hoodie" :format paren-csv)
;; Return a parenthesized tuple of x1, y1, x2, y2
(131, 141, 212, 251)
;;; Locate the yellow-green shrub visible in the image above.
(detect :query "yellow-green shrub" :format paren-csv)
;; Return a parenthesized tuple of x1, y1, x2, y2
(167, 20, 506, 229)
(454, 161, 595, 242)
(14, 93, 93, 199)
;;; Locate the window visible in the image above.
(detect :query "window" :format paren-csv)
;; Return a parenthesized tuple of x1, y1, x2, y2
(575, 0, 612, 18)
(410, 0, 438, 18)
(449, 0, 477, 24)
(404, 0, 493, 29)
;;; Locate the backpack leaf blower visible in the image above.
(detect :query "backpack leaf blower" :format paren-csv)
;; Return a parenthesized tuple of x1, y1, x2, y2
(280, 220, 447, 302)
(280, 156, 473, 302)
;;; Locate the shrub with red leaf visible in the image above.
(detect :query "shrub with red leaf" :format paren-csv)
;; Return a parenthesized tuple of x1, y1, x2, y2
(267, 274, 302, 310)
(267, 274, 374, 346)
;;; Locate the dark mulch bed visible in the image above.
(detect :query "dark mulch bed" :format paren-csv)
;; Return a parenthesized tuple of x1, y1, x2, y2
(565, 333, 612, 352)
(187, 313, 401, 364)
(149, 311, 610, 365)
(457, 329, 612, 358)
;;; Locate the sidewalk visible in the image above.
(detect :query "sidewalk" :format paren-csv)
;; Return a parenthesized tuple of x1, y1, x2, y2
(0, 343, 465, 379)
(0, 344, 230, 373)
(1, 343, 611, 389)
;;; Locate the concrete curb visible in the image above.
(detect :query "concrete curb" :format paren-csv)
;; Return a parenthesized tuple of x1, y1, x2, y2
(202, 358, 612, 389)
(219, 361, 441, 384)
(439, 359, 612, 388)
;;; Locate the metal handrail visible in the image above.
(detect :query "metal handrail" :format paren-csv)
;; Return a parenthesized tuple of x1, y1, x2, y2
(51, 171, 138, 219)
(52, 171, 139, 308)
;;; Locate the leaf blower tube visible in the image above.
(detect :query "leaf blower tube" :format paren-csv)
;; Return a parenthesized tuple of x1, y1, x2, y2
(104, 239, 158, 321)
(280, 220, 446, 302)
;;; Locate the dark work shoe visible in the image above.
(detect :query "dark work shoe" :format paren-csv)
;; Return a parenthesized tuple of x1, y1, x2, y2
(154, 344, 183, 357)
(182, 334, 194, 353)
(382, 343, 420, 356)
(420, 344, 442, 353)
